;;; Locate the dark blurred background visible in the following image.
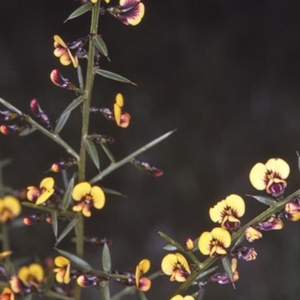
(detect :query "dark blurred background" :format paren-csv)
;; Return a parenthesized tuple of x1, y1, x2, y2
(1, 0, 300, 299)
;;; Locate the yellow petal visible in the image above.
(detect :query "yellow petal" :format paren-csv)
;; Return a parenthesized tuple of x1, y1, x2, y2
(265, 158, 290, 179)
(116, 93, 124, 108)
(72, 182, 91, 201)
(161, 254, 177, 275)
(54, 256, 70, 267)
(198, 231, 212, 255)
(114, 103, 122, 126)
(28, 263, 44, 282)
(225, 194, 245, 217)
(90, 186, 105, 209)
(18, 266, 30, 284)
(36, 189, 54, 205)
(53, 35, 67, 48)
(3, 196, 21, 217)
(40, 177, 55, 190)
(211, 227, 231, 248)
(249, 162, 267, 190)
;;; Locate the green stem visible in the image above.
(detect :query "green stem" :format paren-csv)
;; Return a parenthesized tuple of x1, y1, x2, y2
(75, 2, 101, 299)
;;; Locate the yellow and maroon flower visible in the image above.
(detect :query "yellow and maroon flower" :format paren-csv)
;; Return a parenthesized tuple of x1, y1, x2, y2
(198, 227, 231, 258)
(135, 259, 151, 291)
(161, 253, 191, 282)
(91, 0, 110, 3)
(285, 197, 300, 221)
(0, 196, 21, 223)
(50, 69, 76, 90)
(107, 0, 145, 26)
(53, 35, 80, 68)
(72, 182, 105, 217)
(27, 177, 55, 205)
(209, 194, 245, 230)
(258, 216, 284, 231)
(170, 296, 194, 300)
(114, 93, 131, 128)
(76, 274, 98, 287)
(235, 246, 257, 261)
(249, 158, 290, 196)
(208, 258, 239, 284)
(0, 124, 26, 135)
(53, 256, 71, 284)
(0, 287, 15, 300)
(245, 226, 262, 242)
(184, 238, 194, 251)
(18, 263, 44, 289)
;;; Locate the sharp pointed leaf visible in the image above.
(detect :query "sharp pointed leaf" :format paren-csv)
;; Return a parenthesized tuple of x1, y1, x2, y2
(137, 290, 147, 300)
(55, 248, 92, 272)
(18, 126, 36, 136)
(92, 35, 108, 57)
(64, 3, 93, 23)
(247, 194, 277, 206)
(61, 174, 75, 212)
(102, 187, 126, 198)
(222, 256, 234, 287)
(56, 218, 78, 246)
(162, 244, 177, 251)
(84, 137, 100, 170)
(95, 69, 136, 85)
(52, 212, 58, 238)
(55, 96, 84, 134)
(102, 243, 111, 272)
(44, 270, 55, 292)
(99, 281, 110, 300)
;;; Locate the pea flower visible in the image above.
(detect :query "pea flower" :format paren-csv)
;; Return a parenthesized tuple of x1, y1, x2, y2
(249, 158, 290, 196)
(0, 287, 15, 300)
(161, 253, 191, 282)
(50, 69, 76, 90)
(114, 93, 131, 128)
(208, 258, 239, 284)
(77, 274, 98, 287)
(72, 182, 105, 217)
(285, 197, 300, 221)
(18, 263, 44, 289)
(91, 0, 110, 3)
(198, 227, 231, 258)
(53, 256, 71, 284)
(258, 216, 284, 231)
(53, 35, 80, 68)
(170, 296, 194, 300)
(135, 259, 151, 291)
(209, 194, 245, 230)
(235, 246, 257, 261)
(107, 0, 145, 26)
(27, 177, 55, 205)
(245, 226, 262, 242)
(0, 196, 21, 223)
(184, 238, 194, 251)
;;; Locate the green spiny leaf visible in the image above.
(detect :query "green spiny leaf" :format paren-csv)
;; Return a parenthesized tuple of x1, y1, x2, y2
(95, 69, 136, 85)
(99, 281, 110, 300)
(61, 174, 75, 212)
(64, 3, 93, 23)
(102, 243, 111, 272)
(51, 212, 58, 239)
(247, 194, 277, 206)
(92, 35, 108, 57)
(55, 248, 92, 272)
(84, 137, 100, 170)
(221, 256, 235, 288)
(162, 244, 178, 251)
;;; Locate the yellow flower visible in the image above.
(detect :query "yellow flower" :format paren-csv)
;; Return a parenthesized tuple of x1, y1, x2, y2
(209, 194, 245, 230)
(161, 253, 191, 282)
(208, 258, 239, 284)
(113, 93, 131, 128)
(0, 196, 21, 223)
(249, 158, 289, 196)
(184, 238, 194, 251)
(198, 227, 231, 258)
(0, 287, 15, 300)
(245, 226, 262, 242)
(27, 177, 55, 205)
(135, 259, 151, 291)
(170, 296, 194, 300)
(0, 251, 12, 259)
(18, 263, 44, 287)
(72, 182, 105, 217)
(91, 0, 110, 3)
(107, 0, 145, 26)
(258, 216, 284, 231)
(285, 198, 300, 221)
(53, 35, 79, 68)
(53, 256, 71, 284)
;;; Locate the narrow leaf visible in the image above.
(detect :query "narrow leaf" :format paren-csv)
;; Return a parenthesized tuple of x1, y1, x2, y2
(92, 35, 108, 57)
(102, 243, 111, 272)
(222, 256, 235, 288)
(102, 187, 127, 198)
(84, 137, 100, 170)
(99, 281, 110, 300)
(18, 126, 36, 136)
(157, 231, 186, 252)
(64, 3, 92, 23)
(51, 212, 58, 239)
(44, 270, 55, 292)
(56, 218, 78, 246)
(95, 69, 136, 85)
(55, 248, 92, 272)
(162, 244, 177, 251)
(0, 98, 23, 115)
(55, 96, 84, 134)
(61, 174, 75, 212)
(247, 194, 277, 206)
